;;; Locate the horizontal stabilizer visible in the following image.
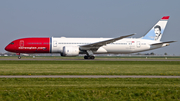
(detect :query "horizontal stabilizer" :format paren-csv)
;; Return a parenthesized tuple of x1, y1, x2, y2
(150, 41, 176, 46)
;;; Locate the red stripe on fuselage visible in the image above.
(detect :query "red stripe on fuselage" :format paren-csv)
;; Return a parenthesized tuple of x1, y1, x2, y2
(6, 38, 50, 53)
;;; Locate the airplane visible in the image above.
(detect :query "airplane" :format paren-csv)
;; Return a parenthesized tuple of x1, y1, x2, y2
(5, 16, 175, 59)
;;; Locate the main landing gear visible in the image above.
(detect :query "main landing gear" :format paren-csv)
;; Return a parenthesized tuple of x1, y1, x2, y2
(84, 50, 95, 59)
(84, 55, 95, 59)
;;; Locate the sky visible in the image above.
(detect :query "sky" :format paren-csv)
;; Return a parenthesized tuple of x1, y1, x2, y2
(0, 0, 179, 55)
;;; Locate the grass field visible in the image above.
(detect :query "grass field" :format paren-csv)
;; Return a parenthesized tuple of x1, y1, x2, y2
(0, 60, 180, 75)
(1, 60, 180, 100)
(0, 78, 180, 100)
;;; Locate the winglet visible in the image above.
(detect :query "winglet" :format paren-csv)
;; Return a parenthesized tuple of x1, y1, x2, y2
(161, 16, 170, 20)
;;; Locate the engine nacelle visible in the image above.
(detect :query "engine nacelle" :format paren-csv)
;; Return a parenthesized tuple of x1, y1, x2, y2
(62, 46, 79, 56)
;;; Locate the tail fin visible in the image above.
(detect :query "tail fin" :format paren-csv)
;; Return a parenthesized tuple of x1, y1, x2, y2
(142, 16, 169, 41)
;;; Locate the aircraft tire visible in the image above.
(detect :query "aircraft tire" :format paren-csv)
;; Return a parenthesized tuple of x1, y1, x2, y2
(84, 56, 95, 59)
(18, 56, 21, 59)
(90, 56, 95, 59)
(84, 56, 88, 59)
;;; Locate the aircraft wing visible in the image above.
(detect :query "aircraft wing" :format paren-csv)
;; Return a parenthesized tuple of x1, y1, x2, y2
(80, 34, 135, 50)
(150, 41, 176, 46)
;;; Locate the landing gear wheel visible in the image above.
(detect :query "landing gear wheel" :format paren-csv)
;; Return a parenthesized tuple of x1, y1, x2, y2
(90, 56, 95, 59)
(84, 56, 95, 59)
(18, 56, 21, 59)
(84, 56, 88, 59)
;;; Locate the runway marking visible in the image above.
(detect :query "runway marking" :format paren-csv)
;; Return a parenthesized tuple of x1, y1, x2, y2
(0, 75, 180, 78)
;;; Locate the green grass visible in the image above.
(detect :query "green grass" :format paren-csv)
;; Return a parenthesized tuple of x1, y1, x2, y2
(1, 60, 180, 100)
(0, 61, 180, 75)
(0, 78, 180, 100)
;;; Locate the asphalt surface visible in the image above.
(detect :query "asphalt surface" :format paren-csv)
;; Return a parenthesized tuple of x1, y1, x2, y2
(1, 58, 180, 61)
(0, 75, 180, 78)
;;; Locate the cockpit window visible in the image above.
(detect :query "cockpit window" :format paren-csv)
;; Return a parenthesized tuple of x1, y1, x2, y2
(9, 42, 14, 45)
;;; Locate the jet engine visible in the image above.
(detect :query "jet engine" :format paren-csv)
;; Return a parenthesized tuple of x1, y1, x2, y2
(61, 46, 79, 56)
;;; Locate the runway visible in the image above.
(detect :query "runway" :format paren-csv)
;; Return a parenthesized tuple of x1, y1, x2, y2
(0, 75, 180, 78)
(1, 58, 180, 61)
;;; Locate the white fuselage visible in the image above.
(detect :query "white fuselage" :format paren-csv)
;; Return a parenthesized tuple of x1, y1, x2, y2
(51, 37, 165, 54)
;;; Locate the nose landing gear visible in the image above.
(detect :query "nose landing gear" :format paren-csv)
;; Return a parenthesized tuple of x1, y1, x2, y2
(18, 56, 21, 59)
(16, 53, 21, 59)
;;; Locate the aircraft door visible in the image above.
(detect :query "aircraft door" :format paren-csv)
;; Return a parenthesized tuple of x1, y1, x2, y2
(136, 41, 141, 48)
(19, 40, 24, 47)
(127, 41, 135, 49)
(53, 41, 57, 47)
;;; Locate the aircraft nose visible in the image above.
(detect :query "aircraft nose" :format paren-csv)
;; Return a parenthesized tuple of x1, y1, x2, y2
(5, 45, 10, 51)
(5, 44, 14, 52)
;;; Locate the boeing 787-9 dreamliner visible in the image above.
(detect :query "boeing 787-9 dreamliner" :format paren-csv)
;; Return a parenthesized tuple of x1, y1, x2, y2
(5, 16, 175, 59)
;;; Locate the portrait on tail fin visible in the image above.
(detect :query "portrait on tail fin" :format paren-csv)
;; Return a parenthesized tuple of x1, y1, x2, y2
(142, 16, 169, 41)
(154, 25, 162, 41)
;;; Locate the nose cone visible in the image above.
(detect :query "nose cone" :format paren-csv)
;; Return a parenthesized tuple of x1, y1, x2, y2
(5, 44, 15, 52)
(5, 41, 17, 52)
(5, 45, 10, 51)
